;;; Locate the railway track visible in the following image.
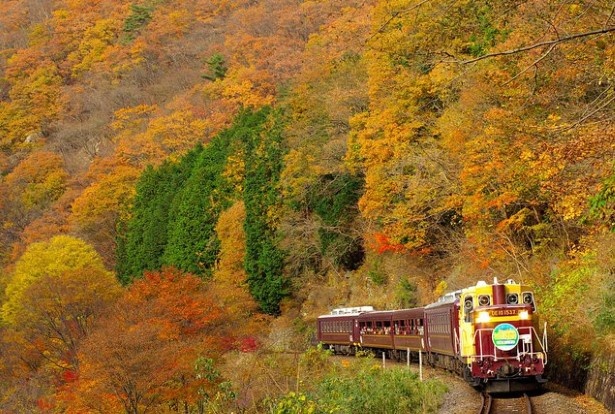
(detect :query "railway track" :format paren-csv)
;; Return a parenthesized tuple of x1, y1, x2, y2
(479, 392, 533, 414)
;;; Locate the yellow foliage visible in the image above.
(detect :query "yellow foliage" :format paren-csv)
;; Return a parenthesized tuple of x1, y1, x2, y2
(1, 235, 112, 326)
(213, 202, 259, 316)
(222, 144, 246, 194)
(146, 110, 209, 155)
(70, 166, 141, 230)
(280, 148, 327, 200)
(69, 18, 118, 77)
(433, 280, 448, 298)
(111, 105, 158, 135)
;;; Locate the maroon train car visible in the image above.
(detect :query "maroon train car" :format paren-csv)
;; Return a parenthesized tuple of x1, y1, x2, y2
(357, 310, 395, 352)
(391, 307, 425, 361)
(423, 292, 462, 371)
(316, 306, 373, 354)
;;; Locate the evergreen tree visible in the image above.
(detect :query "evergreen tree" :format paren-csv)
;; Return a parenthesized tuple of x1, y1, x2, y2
(242, 108, 288, 315)
(162, 138, 233, 276)
(116, 147, 202, 283)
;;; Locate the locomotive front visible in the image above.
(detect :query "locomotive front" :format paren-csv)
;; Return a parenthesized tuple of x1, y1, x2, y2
(458, 279, 548, 392)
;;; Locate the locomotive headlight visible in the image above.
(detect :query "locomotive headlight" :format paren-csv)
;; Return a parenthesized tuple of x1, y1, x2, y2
(477, 311, 491, 323)
(519, 310, 529, 320)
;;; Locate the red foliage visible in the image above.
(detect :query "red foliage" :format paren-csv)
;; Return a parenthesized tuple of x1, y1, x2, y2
(62, 369, 78, 383)
(239, 336, 260, 353)
(370, 232, 406, 254)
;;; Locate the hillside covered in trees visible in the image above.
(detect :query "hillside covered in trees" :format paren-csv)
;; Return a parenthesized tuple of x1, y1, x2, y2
(0, 0, 613, 412)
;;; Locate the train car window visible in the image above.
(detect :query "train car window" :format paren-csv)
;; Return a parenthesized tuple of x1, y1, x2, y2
(478, 295, 491, 306)
(507, 293, 519, 304)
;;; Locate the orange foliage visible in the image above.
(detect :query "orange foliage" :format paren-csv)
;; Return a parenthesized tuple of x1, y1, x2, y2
(368, 232, 407, 254)
(60, 268, 226, 413)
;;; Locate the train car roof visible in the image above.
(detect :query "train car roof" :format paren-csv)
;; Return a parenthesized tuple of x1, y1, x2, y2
(317, 313, 362, 320)
(356, 310, 397, 320)
(390, 307, 425, 317)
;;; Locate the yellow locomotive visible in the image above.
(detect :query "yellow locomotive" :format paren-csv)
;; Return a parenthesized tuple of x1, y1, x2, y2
(458, 279, 548, 392)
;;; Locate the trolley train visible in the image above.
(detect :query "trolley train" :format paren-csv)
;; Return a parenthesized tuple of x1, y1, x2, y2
(316, 279, 548, 393)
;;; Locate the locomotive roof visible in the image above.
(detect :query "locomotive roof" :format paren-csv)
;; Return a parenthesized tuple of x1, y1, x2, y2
(425, 290, 461, 308)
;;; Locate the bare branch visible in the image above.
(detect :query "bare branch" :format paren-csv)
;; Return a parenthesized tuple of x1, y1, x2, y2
(459, 26, 615, 64)
(501, 43, 557, 86)
(559, 93, 615, 131)
(368, 0, 433, 41)
(605, 4, 615, 29)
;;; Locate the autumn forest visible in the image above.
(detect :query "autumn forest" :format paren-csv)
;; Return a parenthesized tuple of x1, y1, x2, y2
(0, 0, 613, 412)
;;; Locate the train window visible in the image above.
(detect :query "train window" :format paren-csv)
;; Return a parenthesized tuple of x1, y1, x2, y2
(478, 295, 491, 306)
(464, 296, 473, 322)
(507, 293, 519, 304)
(523, 292, 536, 310)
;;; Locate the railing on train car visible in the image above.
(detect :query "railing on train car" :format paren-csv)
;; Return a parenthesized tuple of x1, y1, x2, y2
(471, 326, 548, 365)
